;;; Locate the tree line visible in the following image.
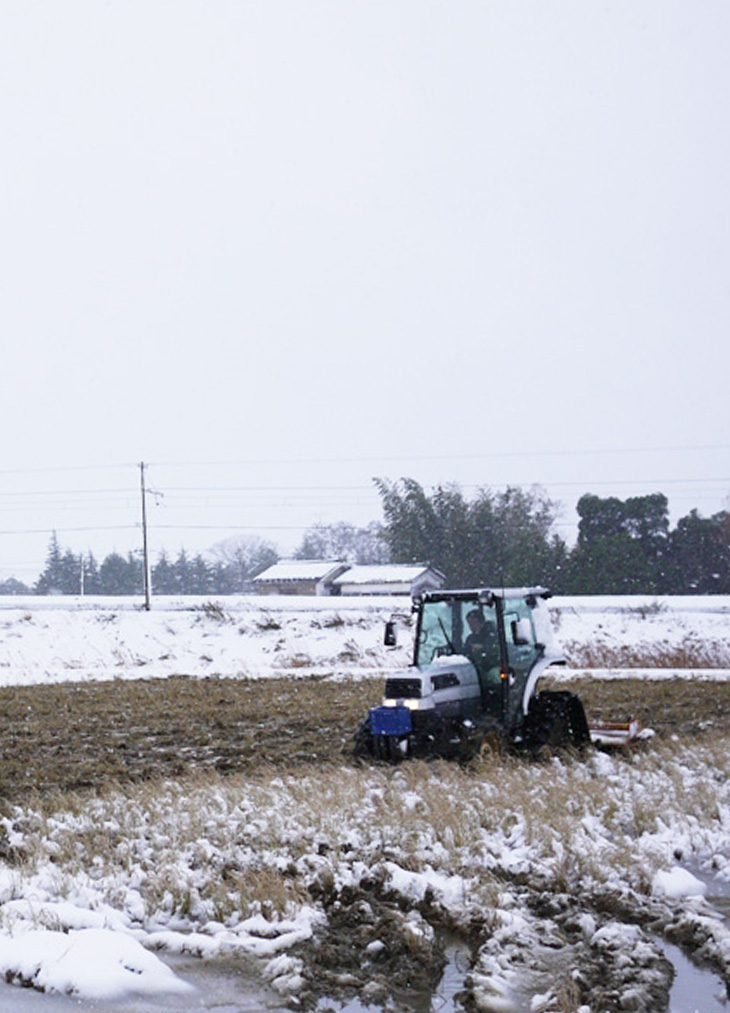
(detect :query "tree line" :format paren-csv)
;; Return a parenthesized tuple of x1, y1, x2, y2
(1, 481, 729, 596)
(0, 533, 280, 597)
(375, 480, 730, 595)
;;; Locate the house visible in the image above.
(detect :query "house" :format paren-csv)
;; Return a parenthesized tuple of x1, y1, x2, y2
(252, 559, 349, 596)
(331, 564, 446, 597)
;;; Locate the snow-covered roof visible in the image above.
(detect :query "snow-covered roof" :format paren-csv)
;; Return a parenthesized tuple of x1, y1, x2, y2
(253, 559, 347, 583)
(332, 564, 443, 586)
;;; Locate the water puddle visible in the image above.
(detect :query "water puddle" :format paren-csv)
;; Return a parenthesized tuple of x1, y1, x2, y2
(661, 940, 729, 1013)
(0, 954, 286, 1013)
(3, 880, 730, 1013)
(659, 863, 730, 1013)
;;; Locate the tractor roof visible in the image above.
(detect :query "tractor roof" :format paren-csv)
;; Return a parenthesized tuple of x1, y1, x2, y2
(416, 587, 551, 604)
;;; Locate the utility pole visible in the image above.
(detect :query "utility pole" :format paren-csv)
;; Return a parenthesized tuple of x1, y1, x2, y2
(140, 462, 152, 611)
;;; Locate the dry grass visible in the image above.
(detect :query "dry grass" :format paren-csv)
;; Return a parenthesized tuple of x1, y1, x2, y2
(563, 633, 730, 669)
(7, 730, 730, 944)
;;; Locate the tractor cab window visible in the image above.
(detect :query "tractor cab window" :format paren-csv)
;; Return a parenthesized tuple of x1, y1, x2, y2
(502, 599, 539, 662)
(415, 600, 456, 666)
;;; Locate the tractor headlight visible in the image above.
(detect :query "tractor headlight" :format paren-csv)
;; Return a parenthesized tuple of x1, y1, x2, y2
(382, 698, 421, 710)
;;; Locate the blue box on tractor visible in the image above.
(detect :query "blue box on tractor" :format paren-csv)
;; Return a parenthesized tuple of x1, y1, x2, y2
(369, 705, 412, 736)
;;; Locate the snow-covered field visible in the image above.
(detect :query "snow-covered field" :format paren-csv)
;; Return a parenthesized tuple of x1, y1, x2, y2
(1, 594, 730, 1012)
(0, 593, 729, 686)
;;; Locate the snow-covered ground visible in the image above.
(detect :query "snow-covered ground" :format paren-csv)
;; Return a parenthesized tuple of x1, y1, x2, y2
(0, 593, 728, 686)
(1, 594, 730, 1011)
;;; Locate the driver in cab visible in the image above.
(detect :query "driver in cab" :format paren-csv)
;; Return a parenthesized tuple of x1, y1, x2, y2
(463, 609, 500, 681)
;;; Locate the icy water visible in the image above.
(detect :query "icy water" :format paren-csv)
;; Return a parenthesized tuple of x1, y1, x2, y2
(662, 869, 730, 1013)
(0, 955, 287, 1013)
(663, 940, 729, 1013)
(0, 946, 469, 1013)
(1, 898, 729, 1013)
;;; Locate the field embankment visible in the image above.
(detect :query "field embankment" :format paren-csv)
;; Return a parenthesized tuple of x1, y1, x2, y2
(0, 593, 729, 686)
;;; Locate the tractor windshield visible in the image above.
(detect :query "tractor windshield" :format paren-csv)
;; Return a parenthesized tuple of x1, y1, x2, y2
(415, 598, 500, 671)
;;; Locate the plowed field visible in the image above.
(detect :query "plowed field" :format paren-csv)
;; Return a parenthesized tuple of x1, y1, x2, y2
(1, 675, 729, 800)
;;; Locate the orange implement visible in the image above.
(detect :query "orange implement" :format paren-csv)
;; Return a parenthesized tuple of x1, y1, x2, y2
(589, 718, 644, 747)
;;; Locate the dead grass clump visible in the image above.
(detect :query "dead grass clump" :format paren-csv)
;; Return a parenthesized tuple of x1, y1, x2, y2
(338, 640, 362, 663)
(279, 653, 314, 669)
(320, 613, 347, 629)
(621, 600, 669, 619)
(533, 972, 582, 1013)
(192, 601, 231, 623)
(256, 613, 282, 631)
(564, 633, 730, 669)
(210, 865, 310, 922)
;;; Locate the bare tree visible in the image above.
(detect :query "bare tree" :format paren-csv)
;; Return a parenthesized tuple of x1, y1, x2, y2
(207, 535, 279, 591)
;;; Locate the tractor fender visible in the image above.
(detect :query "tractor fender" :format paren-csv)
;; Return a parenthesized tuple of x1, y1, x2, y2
(520, 656, 566, 715)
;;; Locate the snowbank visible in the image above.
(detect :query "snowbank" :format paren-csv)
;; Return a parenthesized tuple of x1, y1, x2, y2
(0, 929, 192, 1000)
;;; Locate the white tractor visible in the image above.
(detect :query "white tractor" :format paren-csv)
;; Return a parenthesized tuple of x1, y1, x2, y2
(355, 587, 591, 761)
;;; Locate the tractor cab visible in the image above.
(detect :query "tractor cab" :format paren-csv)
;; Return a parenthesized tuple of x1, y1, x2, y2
(412, 588, 562, 731)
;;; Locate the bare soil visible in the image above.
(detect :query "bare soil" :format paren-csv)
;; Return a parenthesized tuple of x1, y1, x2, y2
(1, 674, 729, 802)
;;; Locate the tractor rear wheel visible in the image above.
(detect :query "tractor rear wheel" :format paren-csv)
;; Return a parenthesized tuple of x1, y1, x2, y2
(524, 691, 590, 753)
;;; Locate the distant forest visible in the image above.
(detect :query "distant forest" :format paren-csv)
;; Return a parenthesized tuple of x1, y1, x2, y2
(2, 481, 729, 596)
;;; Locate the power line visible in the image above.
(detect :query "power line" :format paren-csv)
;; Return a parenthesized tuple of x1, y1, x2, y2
(0, 472, 726, 498)
(0, 442, 727, 477)
(148, 444, 730, 466)
(0, 525, 138, 536)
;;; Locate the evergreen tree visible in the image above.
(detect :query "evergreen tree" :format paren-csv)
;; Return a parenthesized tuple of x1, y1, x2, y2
(98, 552, 142, 595)
(189, 554, 214, 594)
(567, 493, 670, 594)
(173, 550, 192, 594)
(566, 534, 656, 594)
(126, 552, 144, 595)
(60, 549, 83, 595)
(210, 561, 238, 594)
(0, 577, 31, 595)
(34, 533, 65, 594)
(664, 509, 730, 593)
(82, 553, 101, 595)
(375, 478, 447, 569)
(151, 551, 177, 594)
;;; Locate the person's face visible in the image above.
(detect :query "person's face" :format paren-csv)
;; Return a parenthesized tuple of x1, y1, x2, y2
(467, 613, 483, 634)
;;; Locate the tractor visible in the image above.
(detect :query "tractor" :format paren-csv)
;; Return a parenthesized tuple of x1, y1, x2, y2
(354, 587, 591, 761)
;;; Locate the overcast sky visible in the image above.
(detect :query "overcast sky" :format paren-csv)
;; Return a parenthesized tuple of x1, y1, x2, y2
(1, 1, 728, 580)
